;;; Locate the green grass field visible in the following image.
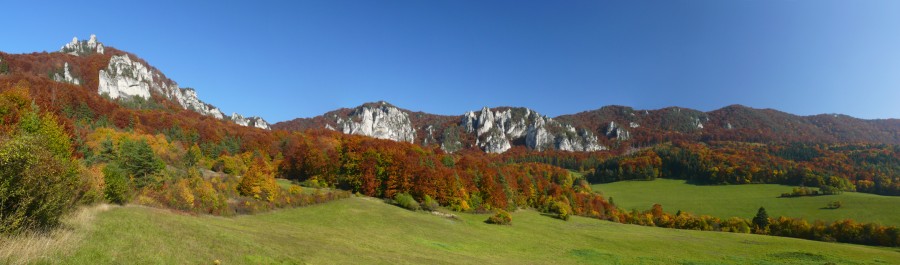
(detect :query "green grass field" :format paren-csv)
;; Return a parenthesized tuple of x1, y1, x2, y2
(593, 178, 900, 226)
(32, 197, 900, 264)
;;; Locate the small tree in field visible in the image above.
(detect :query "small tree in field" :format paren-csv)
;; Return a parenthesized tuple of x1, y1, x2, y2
(752, 207, 770, 233)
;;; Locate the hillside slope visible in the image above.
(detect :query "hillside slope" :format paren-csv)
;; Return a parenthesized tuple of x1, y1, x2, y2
(48, 197, 900, 264)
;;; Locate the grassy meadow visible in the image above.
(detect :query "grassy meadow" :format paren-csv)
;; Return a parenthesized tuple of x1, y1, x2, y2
(592, 178, 900, 226)
(2, 196, 894, 264)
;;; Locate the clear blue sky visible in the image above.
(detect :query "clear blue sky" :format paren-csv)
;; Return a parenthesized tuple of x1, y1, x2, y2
(2, 0, 899, 122)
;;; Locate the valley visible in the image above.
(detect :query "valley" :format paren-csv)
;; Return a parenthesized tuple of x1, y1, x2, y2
(593, 178, 900, 226)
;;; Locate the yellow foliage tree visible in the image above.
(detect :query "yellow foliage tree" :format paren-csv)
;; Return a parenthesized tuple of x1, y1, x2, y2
(238, 154, 279, 202)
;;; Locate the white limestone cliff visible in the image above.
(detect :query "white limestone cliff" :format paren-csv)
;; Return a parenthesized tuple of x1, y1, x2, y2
(231, 113, 271, 130)
(60, 35, 104, 56)
(463, 107, 604, 153)
(335, 102, 416, 143)
(97, 54, 226, 119)
(606, 121, 631, 141)
(94, 51, 265, 128)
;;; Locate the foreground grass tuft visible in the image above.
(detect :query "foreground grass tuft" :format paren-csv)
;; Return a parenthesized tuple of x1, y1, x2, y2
(0, 204, 113, 264)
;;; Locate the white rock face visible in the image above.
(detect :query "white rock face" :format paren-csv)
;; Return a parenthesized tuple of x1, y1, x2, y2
(606, 121, 631, 141)
(463, 107, 604, 153)
(95, 53, 269, 128)
(57, 35, 266, 129)
(423, 125, 437, 146)
(335, 102, 416, 143)
(98, 55, 153, 99)
(60, 34, 104, 56)
(231, 113, 271, 130)
(52, 62, 80, 85)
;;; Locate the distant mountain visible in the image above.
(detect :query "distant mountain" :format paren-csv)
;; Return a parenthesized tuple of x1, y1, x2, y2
(274, 103, 900, 153)
(0, 34, 270, 129)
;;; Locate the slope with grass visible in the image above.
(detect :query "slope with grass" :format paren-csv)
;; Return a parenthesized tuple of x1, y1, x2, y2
(593, 178, 900, 226)
(33, 197, 900, 264)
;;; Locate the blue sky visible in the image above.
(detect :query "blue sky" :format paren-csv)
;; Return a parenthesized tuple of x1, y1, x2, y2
(2, 0, 899, 122)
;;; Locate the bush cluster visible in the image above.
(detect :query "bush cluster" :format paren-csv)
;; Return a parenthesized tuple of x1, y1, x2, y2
(486, 209, 512, 225)
(0, 110, 81, 234)
(393, 193, 419, 211)
(421, 195, 439, 211)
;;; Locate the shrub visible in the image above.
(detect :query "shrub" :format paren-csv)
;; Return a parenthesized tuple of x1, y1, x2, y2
(172, 179, 195, 210)
(820, 185, 842, 195)
(393, 193, 419, 211)
(288, 185, 303, 195)
(486, 209, 512, 225)
(0, 135, 80, 234)
(550, 201, 571, 221)
(78, 164, 107, 205)
(103, 163, 130, 204)
(422, 195, 439, 211)
(827, 201, 842, 209)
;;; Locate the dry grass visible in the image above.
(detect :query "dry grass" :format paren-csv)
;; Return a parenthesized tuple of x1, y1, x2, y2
(0, 204, 113, 264)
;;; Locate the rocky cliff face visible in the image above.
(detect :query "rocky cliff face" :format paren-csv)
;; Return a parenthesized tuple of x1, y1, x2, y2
(274, 103, 606, 154)
(74, 35, 269, 129)
(463, 107, 605, 153)
(605, 121, 631, 141)
(60, 35, 104, 56)
(231, 113, 271, 130)
(97, 54, 227, 119)
(335, 102, 416, 143)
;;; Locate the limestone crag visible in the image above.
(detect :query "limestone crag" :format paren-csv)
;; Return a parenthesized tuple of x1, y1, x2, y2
(72, 35, 269, 129)
(335, 102, 416, 143)
(231, 113, 272, 130)
(52, 62, 80, 85)
(463, 107, 604, 153)
(98, 54, 154, 100)
(60, 34, 104, 56)
(606, 121, 631, 141)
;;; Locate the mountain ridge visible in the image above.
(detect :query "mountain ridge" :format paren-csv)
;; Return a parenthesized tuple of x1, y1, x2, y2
(0, 35, 271, 130)
(274, 101, 900, 153)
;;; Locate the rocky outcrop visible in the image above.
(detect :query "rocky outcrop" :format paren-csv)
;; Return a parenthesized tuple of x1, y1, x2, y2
(605, 121, 631, 141)
(98, 54, 154, 99)
(463, 107, 604, 153)
(97, 54, 229, 119)
(335, 102, 416, 143)
(60, 35, 104, 56)
(231, 113, 271, 130)
(52, 62, 80, 85)
(55, 35, 270, 129)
